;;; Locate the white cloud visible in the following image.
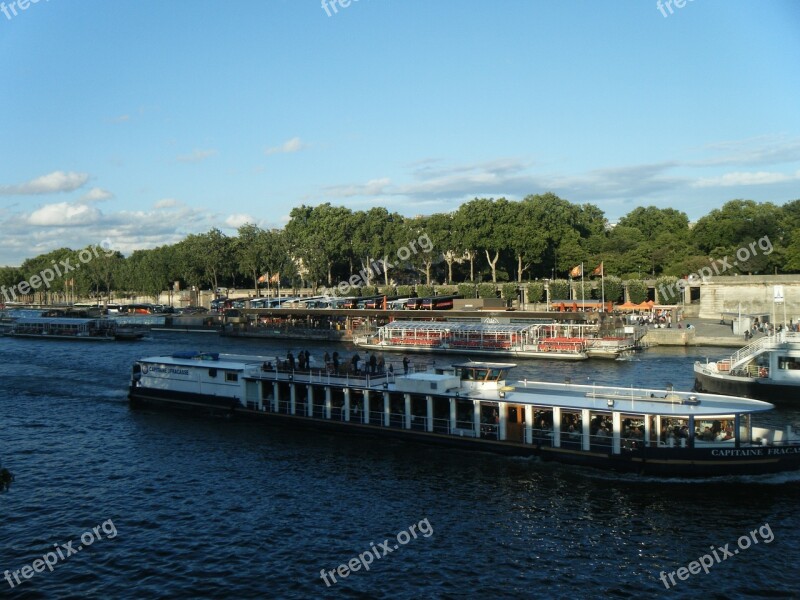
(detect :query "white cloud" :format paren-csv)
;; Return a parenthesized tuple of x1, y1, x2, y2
(692, 170, 800, 188)
(28, 202, 102, 226)
(224, 213, 256, 229)
(154, 198, 181, 209)
(265, 137, 306, 155)
(176, 149, 218, 163)
(0, 171, 90, 195)
(80, 187, 114, 203)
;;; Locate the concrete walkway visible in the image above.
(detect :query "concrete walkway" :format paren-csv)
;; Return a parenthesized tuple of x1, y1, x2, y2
(641, 318, 752, 348)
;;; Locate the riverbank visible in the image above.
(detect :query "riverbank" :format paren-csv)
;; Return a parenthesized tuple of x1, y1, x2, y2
(641, 318, 749, 348)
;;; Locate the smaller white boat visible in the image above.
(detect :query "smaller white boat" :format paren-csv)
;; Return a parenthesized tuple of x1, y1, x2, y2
(694, 330, 800, 404)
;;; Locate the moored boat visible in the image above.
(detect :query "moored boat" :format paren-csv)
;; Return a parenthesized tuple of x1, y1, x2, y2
(5, 317, 145, 341)
(355, 320, 588, 360)
(694, 330, 800, 404)
(129, 352, 800, 477)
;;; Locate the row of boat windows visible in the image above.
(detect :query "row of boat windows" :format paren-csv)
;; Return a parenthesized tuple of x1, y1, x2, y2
(252, 381, 744, 446)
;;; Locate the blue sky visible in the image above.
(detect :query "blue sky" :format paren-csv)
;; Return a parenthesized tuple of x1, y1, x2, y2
(1, 0, 799, 265)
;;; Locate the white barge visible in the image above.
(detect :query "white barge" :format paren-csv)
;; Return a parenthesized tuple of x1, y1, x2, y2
(694, 331, 800, 404)
(128, 352, 800, 477)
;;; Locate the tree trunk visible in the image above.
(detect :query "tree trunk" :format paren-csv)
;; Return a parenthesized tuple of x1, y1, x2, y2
(425, 261, 432, 285)
(468, 251, 475, 281)
(517, 254, 523, 283)
(446, 259, 454, 284)
(383, 255, 390, 286)
(485, 249, 499, 283)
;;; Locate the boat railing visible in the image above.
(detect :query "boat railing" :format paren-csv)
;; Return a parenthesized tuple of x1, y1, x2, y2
(727, 330, 797, 370)
(431, 417, 450, 434)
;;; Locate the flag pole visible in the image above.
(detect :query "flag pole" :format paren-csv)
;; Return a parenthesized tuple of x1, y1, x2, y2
(581, 262, 584, 309)
(601, 264, 605, 311)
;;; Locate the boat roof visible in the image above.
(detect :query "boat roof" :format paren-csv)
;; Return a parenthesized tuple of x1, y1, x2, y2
(15, 317, 102, 325)
(138, 352, 776, 416)
(139, 352, 278, 371)
(501, 381, 774, 416)
(381, 321, 533, 333)
(451, 361, 518, 370)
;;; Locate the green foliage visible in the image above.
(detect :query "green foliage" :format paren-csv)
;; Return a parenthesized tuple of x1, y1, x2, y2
(417, 284, 435, 298)
(625, 279, 648, 304)
(501, 283, 518, 300)
(526, 282, 544, 303)
(602, 275, 623, 303)
(397, 285, 413, 297)
(548, 279, 569, 301)
(656, 276, 682, 304)
(477, 283, 498, 298)
(458, 283, 476, 298)
(437, 285, 457, 296)
(361, 285, 378, 297)
(379, 286, 396, 296)
(573, 280, 593, 301)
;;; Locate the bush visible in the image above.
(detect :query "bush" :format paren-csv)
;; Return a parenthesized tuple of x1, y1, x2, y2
(458, 283, 476, 299)
(477, 283, 498, 299)
(625, 279, 648, 304)
(656, 276, 681, 304)
(526, 282, 544, 303)
(573, 281, 593, 301)
(396, 285, 413, 297)
(379, 285, 396, 297)
(548, 279, 569, 301)
(602, 275, 623, 304)
(501, 283, 519, 300)
(438, 285, 457, 296)
(417, 284, 435, 298)
(361, 285, 378, 297)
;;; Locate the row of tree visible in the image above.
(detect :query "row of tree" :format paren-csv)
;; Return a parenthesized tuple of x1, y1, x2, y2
(1, 195, 798, 302)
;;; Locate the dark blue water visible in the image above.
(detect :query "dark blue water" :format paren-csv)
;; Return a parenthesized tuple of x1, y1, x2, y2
(1, 334, 799, 599)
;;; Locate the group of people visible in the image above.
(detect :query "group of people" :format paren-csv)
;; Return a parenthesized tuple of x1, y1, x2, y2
(266, 348, 413, 377)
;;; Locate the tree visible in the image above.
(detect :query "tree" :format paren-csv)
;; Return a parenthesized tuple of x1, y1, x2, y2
(235, 224, 270, 295)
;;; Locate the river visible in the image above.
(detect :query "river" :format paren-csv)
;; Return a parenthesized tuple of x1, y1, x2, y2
(1, 333, 798, 598)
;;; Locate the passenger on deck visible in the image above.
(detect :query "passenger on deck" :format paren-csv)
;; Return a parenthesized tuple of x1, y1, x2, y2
(403, 356, 409, 375)
(370, 352, 378, 375)
(287, 351, 295, 370)
(351, 353, 361, 375)
(332, 351, 340, 373)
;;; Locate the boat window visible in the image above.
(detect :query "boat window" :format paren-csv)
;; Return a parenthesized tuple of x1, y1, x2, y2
(778, 357, 800, 370)
(620, 414, 646, 449)
(208, 368, 217, 378)
(225, 372, 238, 382)
(659, 417, 689, 446)
(489, 368, 506, 381)
(695, 417, 735, 442)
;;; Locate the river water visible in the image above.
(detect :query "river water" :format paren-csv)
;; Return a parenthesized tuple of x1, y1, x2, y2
(1, 333, 798, 599)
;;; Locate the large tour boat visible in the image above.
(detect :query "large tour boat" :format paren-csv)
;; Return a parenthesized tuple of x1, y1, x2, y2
(354, 320, 640, 360)
(694, 330, 800, 403)
(6, 317, 145, 341)
(129, 351, 800, 477)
